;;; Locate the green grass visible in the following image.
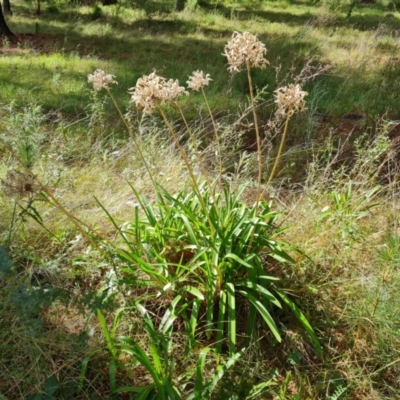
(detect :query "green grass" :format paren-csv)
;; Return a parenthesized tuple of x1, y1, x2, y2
(2, 0, 400, 117)
(1, 0, 400, 399)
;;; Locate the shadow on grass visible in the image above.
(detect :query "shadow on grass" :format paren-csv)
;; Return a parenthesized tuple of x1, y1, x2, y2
(2, 3, 400, 119)
(0, 255, 105, 398)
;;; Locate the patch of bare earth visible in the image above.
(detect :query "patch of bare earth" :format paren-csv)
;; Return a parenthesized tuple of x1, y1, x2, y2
(0, 34, 63, 54)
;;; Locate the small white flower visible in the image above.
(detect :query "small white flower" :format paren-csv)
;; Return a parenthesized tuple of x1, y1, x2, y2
(129, 71, 188, 113)
(160, 78, 189, 101)
(87, 69, 118, 91)
(223, 31, 269, 73)
(187, 70, 212, 91)
(128, 71, 163, 113)
(274, 84, 308, 118)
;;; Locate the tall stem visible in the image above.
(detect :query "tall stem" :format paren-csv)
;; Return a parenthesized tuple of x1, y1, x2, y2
(0, 138, 97, 248)
(107, 89, 157, 191)
(261, 113, 290, 199)
(201, 88, 223, 184)
(245, 62, 264, 254)
(246, 62, 263, 212)
(176, 103, 217, 205)
(158, 106, 214, 234)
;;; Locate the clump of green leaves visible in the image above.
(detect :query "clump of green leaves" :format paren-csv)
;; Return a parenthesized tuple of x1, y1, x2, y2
(1, 102, 45, 169)
(100, 182, 320, 356)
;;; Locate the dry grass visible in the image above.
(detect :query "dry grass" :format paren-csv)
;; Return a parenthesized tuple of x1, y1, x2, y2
(2, 1, 400, 399)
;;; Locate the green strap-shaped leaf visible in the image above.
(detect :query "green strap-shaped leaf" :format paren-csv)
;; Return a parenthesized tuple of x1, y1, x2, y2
(194, 347, 211, 399)
(237, 289, 282, 342)
(184, 285, 205, 300)
(174, 213, 199, 245)
(216, 289, 227, 355)
(159, 294, 182, 334)
(236, 280, 281, 308)
(117, 249, 167, 284)
(274, 288, 322, 355)
(127, 342, 166, 400)
(116, 385, 152, 394)
(137, 386, 157, 400)
(205, 270, 217, 340)
(78, 349, 101, 393)
(165, 383, 182, 399)
(137, 304, 159, 347)
(190, 297, 200, 333)
(109, 359, 117, 400)
(148, 343, 162, 375)
(112, 308, 124, 336)
(226, 283, 236, 356)
(246, 380, 277, 399)
(224, 253, 253, 269)
(245, 303, 256, 341)
(97, 309, 116, 358)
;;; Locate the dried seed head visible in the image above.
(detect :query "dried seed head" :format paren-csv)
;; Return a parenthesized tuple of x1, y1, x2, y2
(88, 69, 118, 91)
(1, 170, 41, 199)
(187, 70, 212, 91)
(129, 71, 188, 113)
(274, 84, 308, 118)
(223, 31, 269, 73)
(128, 71, 164, 113)
(160, 78, 189, 102)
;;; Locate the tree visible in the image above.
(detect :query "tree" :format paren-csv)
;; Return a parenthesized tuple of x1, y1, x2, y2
(3, 0, 11, 15)
(176, 0, 186, 11)
(0, 1, 14, 38)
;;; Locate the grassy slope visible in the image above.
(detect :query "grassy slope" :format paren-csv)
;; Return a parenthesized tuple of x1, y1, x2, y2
(1, 0, 400, 399)
(1, 0, 400, 116)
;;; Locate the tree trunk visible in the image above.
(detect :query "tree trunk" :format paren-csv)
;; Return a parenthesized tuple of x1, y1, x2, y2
(175, 0, 186, 12)
(3, 0, 11, 15)
(0, 2, 14, 38)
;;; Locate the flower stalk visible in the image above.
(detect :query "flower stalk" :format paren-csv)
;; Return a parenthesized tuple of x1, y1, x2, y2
(157, 105, 215, 234)
(0, 137, 97, 248)
(201, 87, 223, 185)
(175, 102, 214, 196)
(88, 69, 158, 191)
(261, 83, 308, 197)
(223, 31, 269, 211)
(107, 88, 158, 191)
(246, 61, 263, 211)
(262, 115, 290, 195)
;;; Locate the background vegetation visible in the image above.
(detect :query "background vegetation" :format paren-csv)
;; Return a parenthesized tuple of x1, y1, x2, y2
(1, 0, 400, 398)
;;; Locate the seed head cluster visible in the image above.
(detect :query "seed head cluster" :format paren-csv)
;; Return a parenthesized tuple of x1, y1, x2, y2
(129, 71, 188, 113)
(162, 78, 189, 102)
(88, 69, 118, 91)
(87, 32, 307, 121)
(1, 170, 41, 199)
(223, 31, 269, 73)
(274, 84, 308, 118)
(187, 70, 212, 91)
